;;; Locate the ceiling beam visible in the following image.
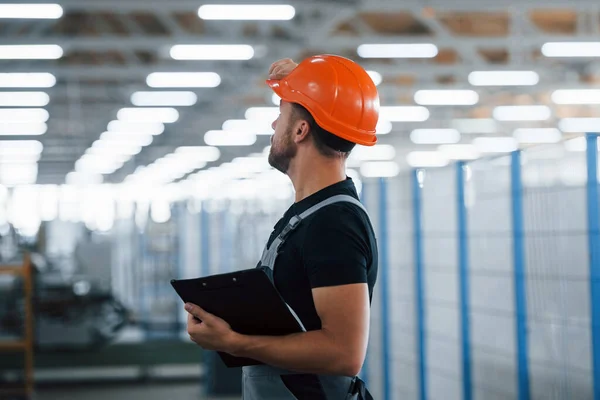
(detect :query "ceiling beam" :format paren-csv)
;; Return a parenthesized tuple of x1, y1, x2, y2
(5, 33, 598, 50)
(11, 0, 600, 12)
(4, 61, 571, 80)
(360, 0, 600, 12)
(3, 36, 299, 51)
(13, 0, 320, 12)
(324, 34, 600, 49)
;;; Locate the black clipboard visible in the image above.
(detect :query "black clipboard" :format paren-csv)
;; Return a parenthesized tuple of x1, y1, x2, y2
(170, 268, 304, 368)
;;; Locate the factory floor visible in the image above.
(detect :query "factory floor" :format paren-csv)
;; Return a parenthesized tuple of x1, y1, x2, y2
(36, 383, 239, 400)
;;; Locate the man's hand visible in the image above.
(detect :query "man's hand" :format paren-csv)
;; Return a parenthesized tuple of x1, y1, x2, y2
(185, 303, 239, 353)
(268, 58, 298, 80)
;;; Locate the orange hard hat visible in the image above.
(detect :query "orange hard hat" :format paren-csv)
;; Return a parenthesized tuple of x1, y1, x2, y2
(266, 54, 380, 146)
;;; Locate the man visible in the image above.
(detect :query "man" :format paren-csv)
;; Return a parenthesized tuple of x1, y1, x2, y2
(184, 55, 379, 399)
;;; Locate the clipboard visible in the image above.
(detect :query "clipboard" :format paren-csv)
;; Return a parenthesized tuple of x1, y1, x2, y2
(170, 268, 304, 368)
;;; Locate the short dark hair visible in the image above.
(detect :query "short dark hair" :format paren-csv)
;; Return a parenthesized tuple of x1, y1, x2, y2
(290, 103, 355, 158)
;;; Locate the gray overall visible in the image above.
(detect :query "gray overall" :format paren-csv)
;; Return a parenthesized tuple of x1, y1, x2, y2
(242, 194, 373, 400)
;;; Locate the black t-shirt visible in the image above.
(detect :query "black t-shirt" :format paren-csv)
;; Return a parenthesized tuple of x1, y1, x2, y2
(260, 177, 378, 332)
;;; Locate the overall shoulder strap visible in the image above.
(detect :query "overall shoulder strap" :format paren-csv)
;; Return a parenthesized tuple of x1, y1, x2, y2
(298, 194, 368, 220)
(277, 194, 369, 244)
(261, 194, 369, 264)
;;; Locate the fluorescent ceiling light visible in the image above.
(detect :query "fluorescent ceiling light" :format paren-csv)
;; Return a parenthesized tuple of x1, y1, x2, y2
(513, 128, 562, 144)
(66, 172, 103, 186)
(0, 122, 47, 136)
(204, 130, 257, 146)
(76, 157, 124, 175)
(493, 105, 551, 121)
(0, 108, 48, 122)
(91, 140, 143, 153)
(414, 90, 479, 106)
(367, 71, 382, 86)
(0, 73, 56, 88)
(411, 129, 461, 144)
(198, 4, 295, 20)
(117, 107, 179, 123)
(0, 4, 63, 19)
(175, 146, 221, 162)
(468, 71, 539, 86)
(107, 121, 165, 136)
(558, 118, 600, 133)
(473, 137, 518, 153)
(0, 45, 62, 59)
(146, 72, 221, 88)
(451, 118, 498, 134)
(357, 44, 438, 59)
(131, 91, 197, 107)
(552, 89, 600, 105)
(0, 165, 37, 177)
(0, 92, 49, 106)
(85, 147, 133, 162)
(0, 153, 40, 163)
(99, 132, 153, 147)
(437, 144, 481, 160)
(376, 119, 392, 134)
(542, 42, 600, 58)
(230, 157, 271, 173)
(0, 160, 38, 168)
(349, 145, 396, 161)
(0, 164, 37, 184)
(170, 45, 254, 60)
(380, 106, 429, 122)
(406, 151, 449, 168)
(222, 119, 273, 135)
(99, 130, 153, 140)
(245, 107, 280, 121)
(0, 140, 43, 154)
(360, 161, 400, 177)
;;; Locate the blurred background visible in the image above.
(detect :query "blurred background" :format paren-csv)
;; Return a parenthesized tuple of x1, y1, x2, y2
(0, 0, 599, 399)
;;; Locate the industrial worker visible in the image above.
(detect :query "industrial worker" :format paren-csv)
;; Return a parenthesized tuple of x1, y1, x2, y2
(184, 54, 379, 399)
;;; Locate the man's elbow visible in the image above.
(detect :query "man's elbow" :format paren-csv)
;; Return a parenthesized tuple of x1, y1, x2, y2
(336, 351, 364, 377)
(342, 362, 363, 378)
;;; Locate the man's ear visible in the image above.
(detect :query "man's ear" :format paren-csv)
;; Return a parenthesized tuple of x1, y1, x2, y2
(293, 120, 311, 143)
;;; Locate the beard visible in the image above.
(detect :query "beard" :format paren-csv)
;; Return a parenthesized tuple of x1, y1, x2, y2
(268, 127, 297, 174)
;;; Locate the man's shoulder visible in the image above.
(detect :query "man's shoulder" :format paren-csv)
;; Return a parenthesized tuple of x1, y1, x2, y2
(302, 198, 374, 244)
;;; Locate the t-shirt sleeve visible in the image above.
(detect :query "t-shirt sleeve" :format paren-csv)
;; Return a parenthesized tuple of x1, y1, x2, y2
(301, 207, 371, 289)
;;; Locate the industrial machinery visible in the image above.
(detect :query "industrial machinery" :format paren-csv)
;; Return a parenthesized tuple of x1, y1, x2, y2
(0, 252, 130, 351)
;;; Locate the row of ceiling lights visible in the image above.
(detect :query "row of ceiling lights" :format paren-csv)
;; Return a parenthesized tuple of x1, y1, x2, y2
(0, 3, 599, 187)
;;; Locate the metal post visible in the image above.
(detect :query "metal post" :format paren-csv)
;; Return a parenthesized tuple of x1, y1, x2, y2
(378, 177, 391, 400)
(200, 203, 210, 277)
(221, 210, 230, 273)
(511, 151, 530, 400)
(200, 202, 213, 397)
(412, 170, 427, 400)
(586, 133, 600, 400)
(457, 162, 472, 400)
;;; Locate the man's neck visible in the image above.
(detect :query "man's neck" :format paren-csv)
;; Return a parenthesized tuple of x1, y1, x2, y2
(287, 154, 346, 203)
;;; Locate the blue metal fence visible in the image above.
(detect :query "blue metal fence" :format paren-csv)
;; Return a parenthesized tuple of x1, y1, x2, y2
(511, 151, 531, 400)
(379, 178, 392, 400)
(412, 170, 428, 400)
(586, 134, 600, 400)
(457, 162, 472, 400)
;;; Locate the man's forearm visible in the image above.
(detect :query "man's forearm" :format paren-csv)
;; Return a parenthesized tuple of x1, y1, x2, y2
(229, 329, 358, 376)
